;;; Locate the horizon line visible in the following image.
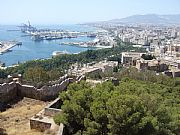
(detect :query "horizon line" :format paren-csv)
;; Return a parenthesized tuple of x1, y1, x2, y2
(1, 13, 180, 25)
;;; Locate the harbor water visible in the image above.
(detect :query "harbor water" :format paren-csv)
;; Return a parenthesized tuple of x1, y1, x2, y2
(0, 25, 96, 66)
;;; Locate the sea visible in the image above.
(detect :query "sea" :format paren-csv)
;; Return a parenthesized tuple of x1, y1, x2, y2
(0, 25, 97, 66)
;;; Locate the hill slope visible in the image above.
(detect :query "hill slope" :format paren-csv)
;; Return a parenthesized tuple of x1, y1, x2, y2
(109, 14, 180, 24)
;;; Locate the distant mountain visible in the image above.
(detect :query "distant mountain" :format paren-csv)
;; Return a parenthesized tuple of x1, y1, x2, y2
(108, 14, 180, 24)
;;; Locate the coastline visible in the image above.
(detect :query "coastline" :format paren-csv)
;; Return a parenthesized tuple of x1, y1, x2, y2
(0, 25, 98, 66)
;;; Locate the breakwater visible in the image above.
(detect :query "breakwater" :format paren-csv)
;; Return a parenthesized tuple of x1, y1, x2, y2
(0, 41, 22, 54)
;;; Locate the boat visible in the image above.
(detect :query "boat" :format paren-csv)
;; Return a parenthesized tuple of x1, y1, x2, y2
(45, 36, 63, 40)
(52, 50, 69, 57)
(32, 34, 44, 41)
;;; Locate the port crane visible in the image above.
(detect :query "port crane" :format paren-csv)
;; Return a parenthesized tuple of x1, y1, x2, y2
(18, 21, 37, 33)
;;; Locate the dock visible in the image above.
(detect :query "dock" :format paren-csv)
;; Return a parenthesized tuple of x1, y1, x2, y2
(0, 41, 22, 54)
(18, 22, 109, 42)
(29, 31, 98, 41)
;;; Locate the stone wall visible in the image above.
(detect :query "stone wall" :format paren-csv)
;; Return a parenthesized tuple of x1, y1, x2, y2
(0, 75, 83, 104)
(44, 108, 62, 117)
(30, 98, 63, 134)
(39, 78, 71, 101)
(17, 78, 71, 101)
(17, 84, 40, 99)
(57, 124, 64, 135)
(173, 71, 180, 77)
(44, 98, 62, 117)
(0, 82, 18, 103)
(164, 71, 180, 78)
(164, 71, 173, 77)
(30, 118, 51, 132)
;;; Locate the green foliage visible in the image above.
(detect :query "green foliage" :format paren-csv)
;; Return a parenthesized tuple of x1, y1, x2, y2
(86, 72, 102, 80)
(23, 66, 63, 86)
(24, 66, 49, 83)
(116, 67, 176, 87)
(107, 55, 121, 63)
(54, 78, 179, 135)
(0, 69, 8, 78)
(113, 66, 118, 72)
(54, 113, 64, 125)
(107, 95, 151, 135)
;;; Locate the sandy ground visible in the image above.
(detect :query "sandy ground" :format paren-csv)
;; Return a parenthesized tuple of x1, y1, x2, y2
(0, 97, 48, 135)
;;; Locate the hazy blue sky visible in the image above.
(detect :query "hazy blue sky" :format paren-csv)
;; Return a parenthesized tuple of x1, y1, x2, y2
(0, 0, 180, 24)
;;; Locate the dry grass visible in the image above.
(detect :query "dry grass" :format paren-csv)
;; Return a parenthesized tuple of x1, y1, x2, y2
(0, 97, 48, 135)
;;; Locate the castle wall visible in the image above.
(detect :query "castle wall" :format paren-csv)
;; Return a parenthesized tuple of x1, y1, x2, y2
(173, 71, 180, 77)
(17, 78, 72, 101)
(17, 84, 40, 99)
(38, 78, 71, 101)
(30, 118, 51, 132)
(0, 82, 17, 103)
(0, 75, 82, 104)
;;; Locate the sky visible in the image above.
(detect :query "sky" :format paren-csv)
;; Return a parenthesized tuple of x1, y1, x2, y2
(0, 0, 180, 25)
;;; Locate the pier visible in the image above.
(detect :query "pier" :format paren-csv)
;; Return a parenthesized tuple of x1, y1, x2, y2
(0, 41, 22, 54)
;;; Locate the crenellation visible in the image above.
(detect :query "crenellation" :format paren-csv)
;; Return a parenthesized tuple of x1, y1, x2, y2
(0, 82, 18, 103)
(0, 75, 81, 105)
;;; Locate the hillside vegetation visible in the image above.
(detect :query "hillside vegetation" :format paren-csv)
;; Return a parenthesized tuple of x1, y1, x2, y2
(54, 74, 179, 135)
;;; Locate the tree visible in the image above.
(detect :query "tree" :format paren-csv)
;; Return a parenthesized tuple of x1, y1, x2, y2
(107, 94, 156, 135)
(23, 66, 49, 84)
(54, 79, 178, 135)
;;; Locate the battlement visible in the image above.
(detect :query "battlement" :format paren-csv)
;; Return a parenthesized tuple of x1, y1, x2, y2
(0, 75, 85, 106)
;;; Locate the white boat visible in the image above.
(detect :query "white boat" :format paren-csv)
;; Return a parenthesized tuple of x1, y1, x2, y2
(52, 50, 69, 57)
